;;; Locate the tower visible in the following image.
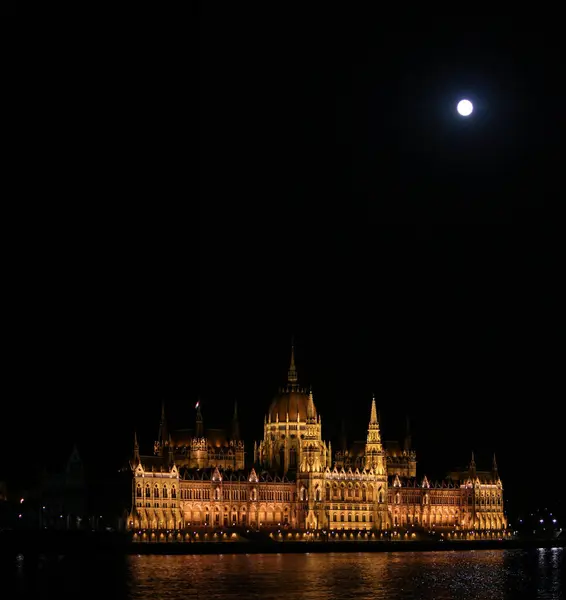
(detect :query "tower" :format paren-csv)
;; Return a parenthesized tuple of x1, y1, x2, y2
(296, 387, 329, 530)
(192, 401, 207, 468)
(364, 396, 390, 529)
(364, 396, 385, 474)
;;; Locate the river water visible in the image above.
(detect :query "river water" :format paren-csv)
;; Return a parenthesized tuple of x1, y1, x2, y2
(6, 548, 564, 599)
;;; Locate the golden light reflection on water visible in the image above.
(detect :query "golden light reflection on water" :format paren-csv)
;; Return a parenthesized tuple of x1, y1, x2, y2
(125, 549, 564, 600)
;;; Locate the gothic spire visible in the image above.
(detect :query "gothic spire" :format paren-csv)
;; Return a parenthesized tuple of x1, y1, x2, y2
(232, 400, 240, 440)
(134, 431, 140, 463)
(287, 340, 298, 384)
(470, 451, 476, 475)
(365, 396, 383, 470)
(158, 400, 168, 444)
(370, 394, 378, 425)
(195, 400, 204, 438)
(307, 386, 316, 422)
(492, 453, 498, 474)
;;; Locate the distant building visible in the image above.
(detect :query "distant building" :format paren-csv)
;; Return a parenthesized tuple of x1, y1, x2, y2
(40, 445, 88, 529)
(128, 346, 507, 537)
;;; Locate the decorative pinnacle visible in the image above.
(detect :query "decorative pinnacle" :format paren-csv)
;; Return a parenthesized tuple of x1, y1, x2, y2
(288, 341, 298, 383)
(307, 386, 315, 421)
(370, 395, 378, 425)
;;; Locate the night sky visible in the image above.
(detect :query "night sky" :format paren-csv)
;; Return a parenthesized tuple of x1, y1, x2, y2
(3, 10, 564, 521)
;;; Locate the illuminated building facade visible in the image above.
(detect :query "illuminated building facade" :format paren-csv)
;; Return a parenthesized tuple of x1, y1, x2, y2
(128, 347, 507, 536)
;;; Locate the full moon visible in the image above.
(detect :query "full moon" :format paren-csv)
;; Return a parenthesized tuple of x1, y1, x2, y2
(457, 99, 474, 117)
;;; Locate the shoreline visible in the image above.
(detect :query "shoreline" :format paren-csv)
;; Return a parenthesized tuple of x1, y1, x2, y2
(1, 531, 564, 556)
(128, 538, 565, 555)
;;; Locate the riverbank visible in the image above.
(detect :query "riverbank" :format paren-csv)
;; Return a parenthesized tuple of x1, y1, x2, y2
(0, 530, 564, 556)
(129, 538, 565, 555)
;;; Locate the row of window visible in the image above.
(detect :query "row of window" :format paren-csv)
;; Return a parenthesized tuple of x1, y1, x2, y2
(332, 514, 374, 523)
(137, 485, 177, 499)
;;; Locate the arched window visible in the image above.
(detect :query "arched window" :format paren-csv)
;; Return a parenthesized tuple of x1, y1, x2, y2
(172, 486, 176, 499)
(154, 485, 159, 498)
(136, 485, 142, 498)
(333, 514, 337, 522)
(340, 514, 345, 522)
(325, 485, 331, 501)
(145, 485, 150, 498)
(362, 486, 367, 501)
(289, 447, 296, 467)
(163, 486, 168, 499)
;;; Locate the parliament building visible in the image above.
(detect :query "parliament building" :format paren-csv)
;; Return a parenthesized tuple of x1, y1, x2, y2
(128, 347, 507, 538)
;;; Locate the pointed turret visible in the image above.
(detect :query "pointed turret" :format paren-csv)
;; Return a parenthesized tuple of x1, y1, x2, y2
(365, 395, 384, 471)
(469, 451, 476, 476)
(492, 453, 498, 478)
(370, 395, 378, 425)
(287, 341, 298, 384)
(195, 401, 204, 438)
(158, 400, 168, 445)
(133, 431, 140, 464)
(307, 386, 316, 423)
(231, 400, 240, 440)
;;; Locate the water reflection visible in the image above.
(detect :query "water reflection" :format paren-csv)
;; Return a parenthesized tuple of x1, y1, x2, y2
(3, 548, 563, 599)
(125, 549, 563, 600)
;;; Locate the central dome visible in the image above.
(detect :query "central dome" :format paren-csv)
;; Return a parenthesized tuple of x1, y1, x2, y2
(268, 387, 317, 422)
(267, 344, 317, 422)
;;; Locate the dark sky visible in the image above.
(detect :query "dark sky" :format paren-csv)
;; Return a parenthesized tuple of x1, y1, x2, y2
(2, 10, 564, 521)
